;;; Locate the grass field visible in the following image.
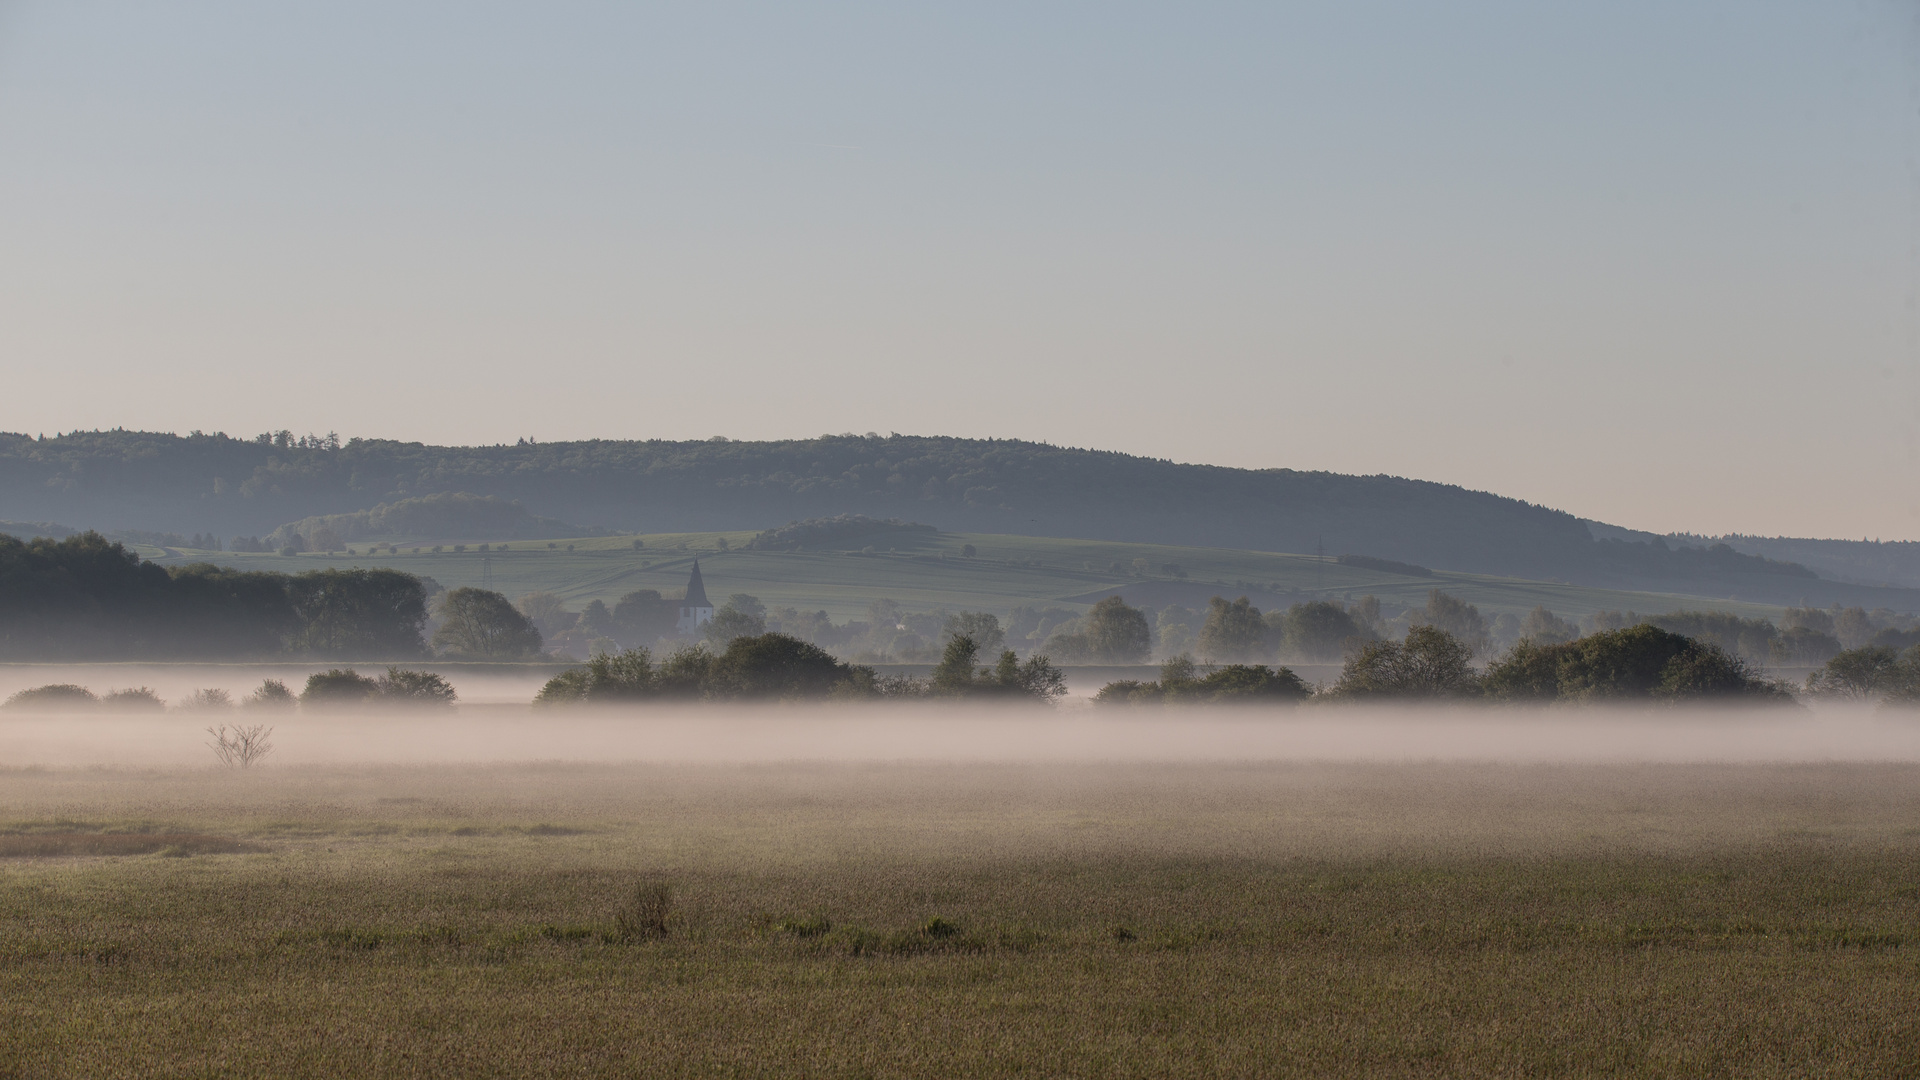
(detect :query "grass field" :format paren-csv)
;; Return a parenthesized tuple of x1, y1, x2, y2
(139, 529, 1794, 625)
(4, 755, 1918, 1077)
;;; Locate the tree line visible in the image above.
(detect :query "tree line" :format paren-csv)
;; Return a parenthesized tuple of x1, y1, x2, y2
(3, 667, 457, 711)
(0, 532, 546, 661)
(1097, 608, 1920, 707)
(1098, 623, 1806, 706)
(535, 632, 1067, 705)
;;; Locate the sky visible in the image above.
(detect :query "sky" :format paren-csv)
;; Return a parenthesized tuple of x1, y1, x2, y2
(0, 1, 1913, 540)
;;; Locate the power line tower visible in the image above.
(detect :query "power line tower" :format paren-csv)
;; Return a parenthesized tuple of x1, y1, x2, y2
(481, 556, 492, 587)
(1316, 535, 1325, 593)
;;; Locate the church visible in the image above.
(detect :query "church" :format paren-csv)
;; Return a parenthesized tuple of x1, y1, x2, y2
(675, 560, 714, 632)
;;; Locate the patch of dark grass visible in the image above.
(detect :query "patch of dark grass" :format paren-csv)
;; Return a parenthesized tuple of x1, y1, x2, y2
(0, 833, 263, 858)
(611, 881, 673, 942)
(777, 915, 832, 938)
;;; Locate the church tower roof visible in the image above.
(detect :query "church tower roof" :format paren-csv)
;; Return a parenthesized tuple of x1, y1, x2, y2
(683, 560, 711, 608)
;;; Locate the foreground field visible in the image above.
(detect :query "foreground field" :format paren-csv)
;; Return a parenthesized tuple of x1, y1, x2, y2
(3, 759, 1918, 1077)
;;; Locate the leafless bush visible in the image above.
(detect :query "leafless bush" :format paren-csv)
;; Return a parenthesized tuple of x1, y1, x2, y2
(612, 881, 673, 941)
(177, 688, 234, 711)
(206, 724, 274, 768)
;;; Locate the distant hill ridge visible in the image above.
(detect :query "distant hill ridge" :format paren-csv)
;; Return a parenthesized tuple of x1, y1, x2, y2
(268, 493, 593, 549)
(0, 428, 1898, 606)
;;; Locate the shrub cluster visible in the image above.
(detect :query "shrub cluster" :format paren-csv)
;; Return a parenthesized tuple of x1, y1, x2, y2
(1095, 623, 1798, 706)
(1479, 625, 1791, 703)
(1095, 655, 1310, 706)
(300, 667, 458, 707)
(537, 633, 879, 704)
(536, 632, 1068, 705)
(1803, 646, 1920, 702)
(1, 669, 455, 712)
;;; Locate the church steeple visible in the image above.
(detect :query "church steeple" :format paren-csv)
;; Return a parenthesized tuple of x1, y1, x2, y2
(683, 560, 711, 610)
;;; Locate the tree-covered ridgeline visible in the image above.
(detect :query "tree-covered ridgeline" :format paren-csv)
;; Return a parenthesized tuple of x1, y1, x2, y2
(0, 429, 1877, 601)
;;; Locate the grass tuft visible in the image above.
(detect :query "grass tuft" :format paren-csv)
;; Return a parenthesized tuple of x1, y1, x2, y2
(612, 881, 673, 942)
(777, 915, 832, 938)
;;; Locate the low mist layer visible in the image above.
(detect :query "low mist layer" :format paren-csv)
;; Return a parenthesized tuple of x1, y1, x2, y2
(0, 702, 1916, 770)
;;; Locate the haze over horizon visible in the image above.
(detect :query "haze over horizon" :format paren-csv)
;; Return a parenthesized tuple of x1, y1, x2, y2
(1, 2, 1913, 541)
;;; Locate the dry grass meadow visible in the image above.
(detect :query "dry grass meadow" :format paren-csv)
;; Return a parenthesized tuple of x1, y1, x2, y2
(3, 748, 1919, 1078)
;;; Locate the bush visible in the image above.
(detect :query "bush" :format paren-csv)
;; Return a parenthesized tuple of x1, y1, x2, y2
(378, 667, 457, 706)
(1093, 679, 1156, 706)
(612, 882, 673, 942)
(707, 633, 860, 699)
(929, 636, 1066, 702)
(3, 683, 97, 710)
(206, 723, 274, 768)
(1192, 664, 1311, 702)
(535, 635, 882, 704)
(177, 688, 234, 711)
(1481, 625, 1792, 704)
(1329, 626, 1480, 699)
(1095, 658, 1310, 706)
(536, 648, 656, 704)
(301, 668, 381, 706)
(100, 687, 165, 712)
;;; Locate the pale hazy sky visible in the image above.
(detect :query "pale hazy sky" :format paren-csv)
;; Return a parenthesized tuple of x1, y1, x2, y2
(0, 2, 1913, 539)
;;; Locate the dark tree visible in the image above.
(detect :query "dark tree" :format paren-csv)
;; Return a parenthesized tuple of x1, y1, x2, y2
(579, 599, 617, 637)
(1083, 596, 1151, 663)
(1331, 626, 1479, 699)
(536, 648, 657, 704)
(287, 568, 429, 658)
(612, 590, 678, 643)
(432, 587, 544, 660)
(378, 667, 458, 706)
(1480, 624, 1790, 703)
(1094, 657, 1309, 706)
(1197, 596, 1266, 663)
(1412, 590, 1490, 656)
(300, 668, 381, 706)
(1805, 646, 1905, 700)
(942, 612, 1005, 655)
(929, 635, 1065, 701)
(1517, 605, 1579, 645)
(930, 635, 982, 696)
(1770, 626, 1842, 667)
(1271, 601, 1366, 663)
(708, 633, 859, 699)
(704, 601, 767, 647)
(0, 533, 299, 660)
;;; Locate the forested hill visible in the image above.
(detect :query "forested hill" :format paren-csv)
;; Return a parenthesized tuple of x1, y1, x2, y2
(0, 429, 1857, 602)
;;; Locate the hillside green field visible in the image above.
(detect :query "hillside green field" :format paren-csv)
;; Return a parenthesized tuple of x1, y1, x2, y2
(142, 529, 1793, 624)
